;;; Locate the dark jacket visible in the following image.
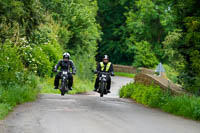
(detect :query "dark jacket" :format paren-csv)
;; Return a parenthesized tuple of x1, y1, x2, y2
(96, 62, 114, 73)
(54, 60, 76, 73)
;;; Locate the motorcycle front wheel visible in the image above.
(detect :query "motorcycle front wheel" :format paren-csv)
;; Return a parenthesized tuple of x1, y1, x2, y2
(100, 82, 105, 97)
(61, 80, 67, 96)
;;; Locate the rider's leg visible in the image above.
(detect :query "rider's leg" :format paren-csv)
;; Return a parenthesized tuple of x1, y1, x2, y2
(94, 76, 100, 91)
(107, 76, 111, 93)
(54, 73, 61, 89)
(68, 73, 73, 90)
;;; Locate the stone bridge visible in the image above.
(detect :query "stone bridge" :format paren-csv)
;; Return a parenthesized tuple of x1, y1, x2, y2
(113, 64, 184, 94)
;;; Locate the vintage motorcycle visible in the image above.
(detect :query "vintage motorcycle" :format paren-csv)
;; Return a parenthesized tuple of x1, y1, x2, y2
(95, 71, 112, 97)
(59, 71, 70, 96)
(52, 70, 71, 96)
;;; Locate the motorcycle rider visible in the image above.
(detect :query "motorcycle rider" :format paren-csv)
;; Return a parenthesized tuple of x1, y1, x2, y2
(94, 55, 114, 93)
(53, 52, 76, 90)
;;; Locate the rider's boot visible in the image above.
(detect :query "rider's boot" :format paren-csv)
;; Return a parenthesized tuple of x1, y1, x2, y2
(69, 87, 73, 90)
(93, 88, 98, 92)
(107, 90, 111, 93)
(54, 86, 58, 89)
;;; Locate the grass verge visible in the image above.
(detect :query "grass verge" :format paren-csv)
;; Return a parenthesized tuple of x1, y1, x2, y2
(119, 83, 200, 120)
(115, 72, 135, 78)
(0, 75, 40, 120)
(40, 76, 93, 94)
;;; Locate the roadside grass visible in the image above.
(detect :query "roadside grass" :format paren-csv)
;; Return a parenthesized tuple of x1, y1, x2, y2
(0, 75, 94, 119)
(0, 75, 40, 120)
(119, 83, 200, 120)
(115, 72, 135, 78)
(69, 76, 93, 94)
(0, 103, 12, 120)
(39, 77, 60, 94)
(40, 76, 93, 94)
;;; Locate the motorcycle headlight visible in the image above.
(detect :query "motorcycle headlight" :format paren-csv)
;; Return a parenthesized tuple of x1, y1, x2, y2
(63, 71, 68, 75)
(102, 78, 107, 81)
(102, 74, 106, 78)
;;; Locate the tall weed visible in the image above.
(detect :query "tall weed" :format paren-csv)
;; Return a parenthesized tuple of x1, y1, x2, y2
(0, 75, 40, 119)
(120, 83, 200, 120)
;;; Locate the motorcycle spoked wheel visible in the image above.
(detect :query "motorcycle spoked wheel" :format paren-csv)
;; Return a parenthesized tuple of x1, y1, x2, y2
(100, 82, 106, 97)
(60, 80, 68, 96)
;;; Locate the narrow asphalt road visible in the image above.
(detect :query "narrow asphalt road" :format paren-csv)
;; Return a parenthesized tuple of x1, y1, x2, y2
(0, 76, 200, 133)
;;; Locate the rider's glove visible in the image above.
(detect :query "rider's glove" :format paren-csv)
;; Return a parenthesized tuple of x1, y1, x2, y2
(111, 72, 115, 76)
(93, 70, 98, 74)
(97, 71, 100, 75)
(72, 70, 76, 75)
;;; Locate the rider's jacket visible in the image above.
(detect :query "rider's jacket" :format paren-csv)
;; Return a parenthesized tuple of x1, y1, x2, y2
(97, 62, 114, 73)
(54, 60, 76, 73)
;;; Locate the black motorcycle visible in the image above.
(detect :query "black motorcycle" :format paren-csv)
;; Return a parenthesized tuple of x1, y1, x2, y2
(59, 71, 70, 96)
(52, 70, 70, 96)
(97, 72, 111, 97)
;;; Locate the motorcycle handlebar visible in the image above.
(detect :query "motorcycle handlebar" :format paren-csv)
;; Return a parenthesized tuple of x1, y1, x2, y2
(53, 70, 73, 74)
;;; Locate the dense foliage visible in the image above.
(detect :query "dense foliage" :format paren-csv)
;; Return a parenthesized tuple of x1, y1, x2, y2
(39, 0, 101, 80)
(163, 0, 200, 94)
(0, 0, 101, 119)
(0, 0, 43, 42)
(97, 0, 200, 93)
(97, 0, 174, 65)
(96, 0, 134, 65)
(120, 83, 200, 120)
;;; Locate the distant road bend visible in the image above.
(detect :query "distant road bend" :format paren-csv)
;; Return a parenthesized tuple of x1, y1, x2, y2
(0, 76, 200, 133)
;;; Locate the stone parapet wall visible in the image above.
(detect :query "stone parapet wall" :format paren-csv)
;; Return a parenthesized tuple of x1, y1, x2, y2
(135, 73, 184, 94)
(113, 64, 137, 73)
(138, 67, 155, 75)
(113, 64, 184, 94)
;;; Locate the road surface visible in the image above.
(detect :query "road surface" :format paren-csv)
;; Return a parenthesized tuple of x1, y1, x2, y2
(0, 76, 200, 133)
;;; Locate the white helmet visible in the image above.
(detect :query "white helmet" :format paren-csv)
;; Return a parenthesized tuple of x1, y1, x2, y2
(103, 55, 109, 60)
(63, 52, 70, 59)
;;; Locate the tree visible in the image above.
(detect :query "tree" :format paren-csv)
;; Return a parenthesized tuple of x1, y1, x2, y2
(125, 0, 175, 61)
(96, 0, 134, 65)
(163, 0, 200, 94)
(0, 0, 43, 43)
(40, 0, 101, 80)
(133, 41, 158, 68)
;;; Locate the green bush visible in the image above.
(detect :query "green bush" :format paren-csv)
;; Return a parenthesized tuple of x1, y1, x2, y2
(120, 83, 200, 120)
(41, 40, 63, 66)
(133, 41, 159, 68)
(0, 42, 25, 87)
(119, 83, 135, 98)
(21, 45, 52, 77)
(130, 84, 163, 107)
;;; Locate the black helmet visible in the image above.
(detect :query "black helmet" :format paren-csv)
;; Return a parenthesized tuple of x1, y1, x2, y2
(103, 55, 109, 60)
(63, 52, 70, 59)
